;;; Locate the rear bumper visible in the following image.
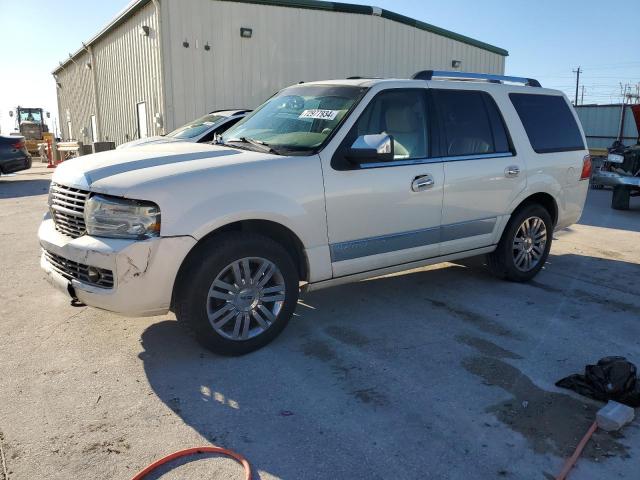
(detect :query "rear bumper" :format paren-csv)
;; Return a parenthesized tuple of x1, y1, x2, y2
(555, 180, 590, 230)
(38, 218, 196, 317)
(592, 171, 640, 189)
(0, 155, 31, 174)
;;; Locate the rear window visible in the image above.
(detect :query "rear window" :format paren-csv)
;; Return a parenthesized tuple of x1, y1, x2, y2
(509, 93, 585, 153)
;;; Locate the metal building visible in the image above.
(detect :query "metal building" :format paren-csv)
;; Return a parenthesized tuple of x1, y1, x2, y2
(53, 0, 508, 146)
(575, 104, 640, 151)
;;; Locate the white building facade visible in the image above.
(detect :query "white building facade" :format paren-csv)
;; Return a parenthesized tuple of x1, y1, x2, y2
(53, 0, 508, 146)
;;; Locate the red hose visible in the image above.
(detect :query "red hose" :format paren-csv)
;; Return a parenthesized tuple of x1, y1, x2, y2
(130, 446, 252, 480)
(555, 421, 598, 480)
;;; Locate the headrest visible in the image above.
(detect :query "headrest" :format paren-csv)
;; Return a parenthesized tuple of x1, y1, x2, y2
(385, 106, 418, 134)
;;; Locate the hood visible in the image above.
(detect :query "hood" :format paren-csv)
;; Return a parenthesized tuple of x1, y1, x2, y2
(52, 142, 276, 196)
(116, 136, 186, 149)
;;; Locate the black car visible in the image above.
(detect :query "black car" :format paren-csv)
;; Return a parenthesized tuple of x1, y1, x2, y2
(0, 135, 32, 174)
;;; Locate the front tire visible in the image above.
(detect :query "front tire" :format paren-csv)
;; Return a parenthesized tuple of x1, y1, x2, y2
(486, 204, 553, 282)
(175, 232, 299, 355)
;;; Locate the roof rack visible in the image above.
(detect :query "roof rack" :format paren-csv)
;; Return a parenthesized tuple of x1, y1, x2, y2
(411, 70, 541, 87)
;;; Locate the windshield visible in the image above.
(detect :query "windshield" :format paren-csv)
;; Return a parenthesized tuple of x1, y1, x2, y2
(221, 85, 366, 153)
(19, 109, 42, 123)
(167, 114, 226, 139)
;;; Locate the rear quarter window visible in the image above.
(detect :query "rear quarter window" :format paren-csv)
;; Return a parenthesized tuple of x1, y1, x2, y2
(509, 93, 585, 153)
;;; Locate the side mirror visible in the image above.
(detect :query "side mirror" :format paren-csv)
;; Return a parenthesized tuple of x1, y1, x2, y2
(346, 134, 394, 163)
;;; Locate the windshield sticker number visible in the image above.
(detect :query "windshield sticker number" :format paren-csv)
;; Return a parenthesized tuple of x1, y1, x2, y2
(299, 109, 339, 121)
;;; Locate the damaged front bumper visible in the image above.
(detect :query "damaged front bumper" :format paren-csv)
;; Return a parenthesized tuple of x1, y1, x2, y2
(38, 218, 196, 317)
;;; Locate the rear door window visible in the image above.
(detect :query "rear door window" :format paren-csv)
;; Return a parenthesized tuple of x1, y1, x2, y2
(509, 93, 585, 153)
(432, 89, 512, 157)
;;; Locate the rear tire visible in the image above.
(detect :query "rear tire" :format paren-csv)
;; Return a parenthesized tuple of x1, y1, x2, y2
(611, 186, 630, 210)
(486, 204, 553, 282)
(175, 232, 299, 355)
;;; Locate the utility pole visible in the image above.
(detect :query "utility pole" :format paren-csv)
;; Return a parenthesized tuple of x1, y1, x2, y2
(620, 83, 629, 104)
(581, 85, 585, 105)
(573, 66, 581, 106)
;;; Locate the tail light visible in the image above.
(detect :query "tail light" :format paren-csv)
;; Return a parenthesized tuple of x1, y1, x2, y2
(580, 154, 592, 181)
(12, 140, 25, 150)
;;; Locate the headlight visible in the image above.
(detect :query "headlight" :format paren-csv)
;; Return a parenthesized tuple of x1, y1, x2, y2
(84, 194, 161, 239)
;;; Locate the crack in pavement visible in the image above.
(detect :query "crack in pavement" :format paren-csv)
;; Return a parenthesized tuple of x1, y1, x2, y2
(0, 430, 9, 480)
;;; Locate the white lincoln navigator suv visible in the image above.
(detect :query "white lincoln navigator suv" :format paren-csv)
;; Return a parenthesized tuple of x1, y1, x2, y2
(39, 71, 591, 355)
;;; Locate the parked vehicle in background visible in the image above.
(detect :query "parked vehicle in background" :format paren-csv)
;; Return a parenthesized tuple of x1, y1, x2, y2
(590, 105, 640, 210)
(39, 71, 590, 355)
(117, 109, 250, 149)
(9, 107, 51, 156)
(0, 135, 32, 174)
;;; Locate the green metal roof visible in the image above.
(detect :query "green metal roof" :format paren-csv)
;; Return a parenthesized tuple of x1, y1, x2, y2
(223, 0, 509, 56)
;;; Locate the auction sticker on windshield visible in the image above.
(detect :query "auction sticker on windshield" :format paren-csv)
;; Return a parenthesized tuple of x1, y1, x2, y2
(299, 109, 339, 121)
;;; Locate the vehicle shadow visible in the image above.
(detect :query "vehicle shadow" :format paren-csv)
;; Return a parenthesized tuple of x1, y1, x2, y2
(0, 178, 51, 198)
(139, 252, 640, 479)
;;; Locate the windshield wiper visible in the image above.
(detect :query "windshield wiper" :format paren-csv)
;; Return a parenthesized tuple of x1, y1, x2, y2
(224, 137, 283, 155)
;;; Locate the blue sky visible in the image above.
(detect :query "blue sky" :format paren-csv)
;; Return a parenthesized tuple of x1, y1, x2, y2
(0, 0, 638, 135)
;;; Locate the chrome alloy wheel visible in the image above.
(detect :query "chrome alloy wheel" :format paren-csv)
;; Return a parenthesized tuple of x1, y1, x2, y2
(512, 216, 547, 272)
(206, 257, 286, 340)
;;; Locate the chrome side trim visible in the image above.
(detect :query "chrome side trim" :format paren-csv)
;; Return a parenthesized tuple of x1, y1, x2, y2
(440, 217, 496, 242)
(359, 152, 513, 169)
(330, 226, 440, 262)
(330, 217, 497, 262)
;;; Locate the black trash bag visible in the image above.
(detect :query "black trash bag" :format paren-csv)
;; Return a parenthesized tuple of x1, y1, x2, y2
(556, 356, 640, 408)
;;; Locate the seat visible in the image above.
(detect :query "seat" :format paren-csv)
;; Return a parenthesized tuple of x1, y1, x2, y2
(447, 137, 491, 156)
(384, 105, 423, 159)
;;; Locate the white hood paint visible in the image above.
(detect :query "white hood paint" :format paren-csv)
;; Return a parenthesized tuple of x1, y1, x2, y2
(52, 142, 276, 196)
(116, 135, 187, 149)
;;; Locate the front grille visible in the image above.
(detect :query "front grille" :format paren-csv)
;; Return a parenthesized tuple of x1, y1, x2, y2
(43, 249, 114, 289)
(49, 183, 90, 238)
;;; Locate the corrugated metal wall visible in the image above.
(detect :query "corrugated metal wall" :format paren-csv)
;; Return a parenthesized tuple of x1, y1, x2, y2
(161, 0, 506, 130)
(54, 1, 163, 146)
(576, 104, 640, 149)
(92, 2, 163, 145)
(54, 50, 96, 142)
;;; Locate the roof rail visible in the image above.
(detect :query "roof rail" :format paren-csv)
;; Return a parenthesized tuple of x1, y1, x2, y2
(411, 70, 541, 87)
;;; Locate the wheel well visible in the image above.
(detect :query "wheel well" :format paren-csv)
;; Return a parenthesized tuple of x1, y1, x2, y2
(514, 192, 558, 226)
(172, 220, 308, 310)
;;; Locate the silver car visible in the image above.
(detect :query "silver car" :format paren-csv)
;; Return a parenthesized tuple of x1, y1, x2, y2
(117, 109, 250, 149)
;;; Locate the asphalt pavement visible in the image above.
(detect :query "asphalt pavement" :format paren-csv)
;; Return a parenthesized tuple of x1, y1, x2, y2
(1, 164, 639, 479)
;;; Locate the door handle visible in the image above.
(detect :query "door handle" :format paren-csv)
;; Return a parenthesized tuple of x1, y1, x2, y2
(505, 165, 520, 178)
(411, 174, 434, 192)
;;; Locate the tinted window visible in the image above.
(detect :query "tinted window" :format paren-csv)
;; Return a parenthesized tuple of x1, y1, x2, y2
(433, 89, 511, 157)
(198, 117, 243, 143)
(168, 114, 226, 139)
(510, 93, 585, 153)
(351, 89, 428, 161)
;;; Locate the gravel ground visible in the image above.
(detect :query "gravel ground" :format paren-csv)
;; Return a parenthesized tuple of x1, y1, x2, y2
(1, 164, 639, 480)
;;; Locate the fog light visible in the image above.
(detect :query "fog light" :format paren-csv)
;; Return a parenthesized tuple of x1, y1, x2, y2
(87, 267, 101, 283)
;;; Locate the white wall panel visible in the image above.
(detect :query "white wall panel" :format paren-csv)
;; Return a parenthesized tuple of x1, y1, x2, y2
(55, 50, 95, 142)
(162, 0, 506, 130)
(92, 2, 163, 145)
